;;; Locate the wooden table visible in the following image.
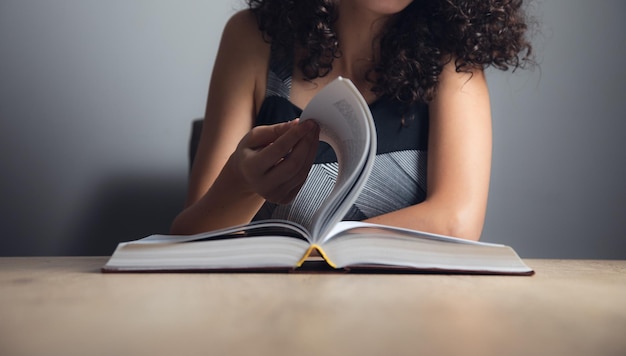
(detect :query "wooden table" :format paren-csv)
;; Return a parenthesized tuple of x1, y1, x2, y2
(1, 258, 625, 356)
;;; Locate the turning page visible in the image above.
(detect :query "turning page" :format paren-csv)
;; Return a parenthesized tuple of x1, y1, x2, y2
(300, 77, 377, 241)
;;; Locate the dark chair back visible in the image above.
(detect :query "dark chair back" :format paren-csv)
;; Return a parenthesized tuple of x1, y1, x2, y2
(189, 119, 203, 171)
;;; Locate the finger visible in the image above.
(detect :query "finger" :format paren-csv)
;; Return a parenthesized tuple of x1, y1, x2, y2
(274, 121, 319, 177)
(244, 120, 298, 150)
(248, 121, 319, 203)
(265, 151, 315, 204)
(235, 121, 301, 179)
(263, 123, 319, 193)
(259, 119, 318, 163)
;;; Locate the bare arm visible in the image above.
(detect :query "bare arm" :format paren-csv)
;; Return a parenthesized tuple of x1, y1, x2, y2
(170, 11, 319, 235)
(365, 63, 493, 241)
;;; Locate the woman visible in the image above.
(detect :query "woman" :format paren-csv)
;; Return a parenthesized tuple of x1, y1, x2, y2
(170, 0, 533, 240)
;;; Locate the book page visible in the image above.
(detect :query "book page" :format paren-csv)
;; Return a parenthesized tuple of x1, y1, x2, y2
(103, 235, 311, 272)
(300, 77, 377, 242)
(132, 220, 312, 244)
(102, 220, 315, 272)
(320, 221, 534, 274)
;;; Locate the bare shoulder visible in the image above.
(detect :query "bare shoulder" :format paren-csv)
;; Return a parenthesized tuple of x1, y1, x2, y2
(212, 9, 270, 113)
(435, 61, 488, 97)
(203, 8, 270, 135)
(186, 10, 270, 206)
(222, 9, 263, 44)
(219, 10, 268, 68)
(429, 61, 491, 133)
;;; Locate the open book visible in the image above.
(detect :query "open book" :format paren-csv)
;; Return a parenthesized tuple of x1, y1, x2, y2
(102, 78, 533, 275)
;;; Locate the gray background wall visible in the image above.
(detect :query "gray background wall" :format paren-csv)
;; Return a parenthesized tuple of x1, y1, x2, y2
(1, 0, 624, 258)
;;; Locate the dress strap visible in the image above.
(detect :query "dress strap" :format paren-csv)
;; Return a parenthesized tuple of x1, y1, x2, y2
(265, 44, 293, 99)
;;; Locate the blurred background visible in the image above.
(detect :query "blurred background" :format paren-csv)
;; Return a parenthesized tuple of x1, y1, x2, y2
(1, 0, 624, 258)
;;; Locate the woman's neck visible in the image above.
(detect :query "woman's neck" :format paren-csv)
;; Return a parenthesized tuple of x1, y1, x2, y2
(290, 2, 396, 107)
(333, 2, 391, 80)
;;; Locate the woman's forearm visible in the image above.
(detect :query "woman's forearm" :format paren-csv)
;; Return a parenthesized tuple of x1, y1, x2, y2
(169, 158, 266, 235)
(363, 200, 486, 241)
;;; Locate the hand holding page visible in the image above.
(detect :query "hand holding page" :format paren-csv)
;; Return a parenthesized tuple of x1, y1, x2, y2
(102, 77, 533, 275)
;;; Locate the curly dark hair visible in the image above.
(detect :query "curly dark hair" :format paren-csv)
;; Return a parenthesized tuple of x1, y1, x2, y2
(247, 0, 533, 105)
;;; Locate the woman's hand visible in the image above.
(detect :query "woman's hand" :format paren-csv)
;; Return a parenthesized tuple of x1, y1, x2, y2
(227, 119, 320, 204)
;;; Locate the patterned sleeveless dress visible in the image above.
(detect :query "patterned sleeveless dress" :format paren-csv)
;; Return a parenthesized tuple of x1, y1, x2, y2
(252, 48, 430, 231)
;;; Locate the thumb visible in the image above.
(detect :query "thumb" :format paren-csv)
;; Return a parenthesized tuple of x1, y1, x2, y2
(245, 119, 299, 149)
